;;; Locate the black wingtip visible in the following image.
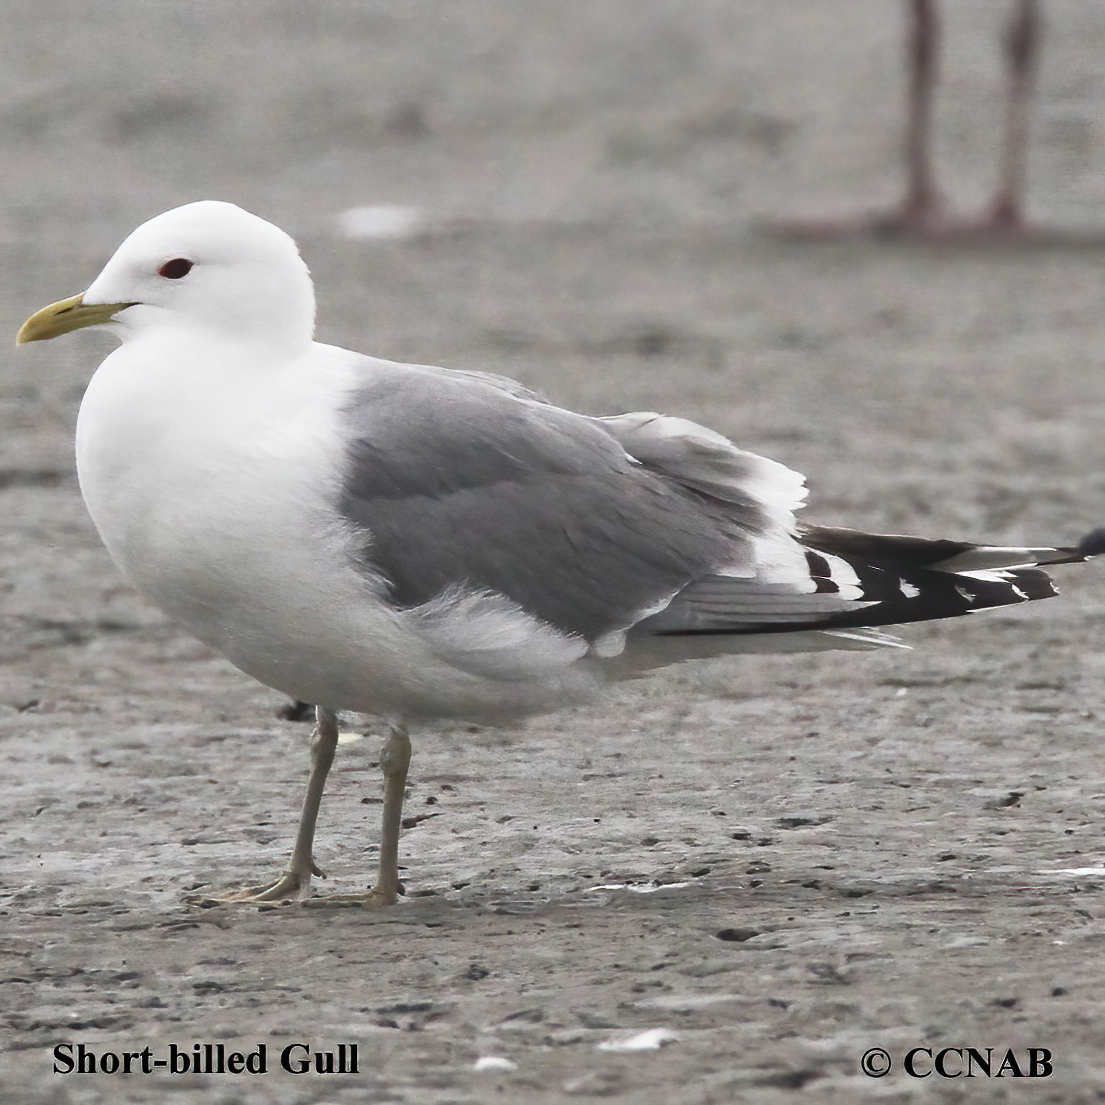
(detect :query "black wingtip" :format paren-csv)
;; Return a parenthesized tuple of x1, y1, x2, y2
(1077, 527, 1105, 559)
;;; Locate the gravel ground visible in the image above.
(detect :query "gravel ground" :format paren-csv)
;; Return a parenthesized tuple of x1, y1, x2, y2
(4, 3, 1105, 1102)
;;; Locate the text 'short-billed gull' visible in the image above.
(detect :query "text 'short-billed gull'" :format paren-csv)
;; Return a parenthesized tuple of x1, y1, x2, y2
(17, 201, 1102, 907)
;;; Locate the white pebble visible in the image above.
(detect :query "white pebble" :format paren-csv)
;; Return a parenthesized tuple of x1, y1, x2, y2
(597, 1028, 679, 1052)
(473, 1056, 518, 1072)
(337, 205, 424, 241)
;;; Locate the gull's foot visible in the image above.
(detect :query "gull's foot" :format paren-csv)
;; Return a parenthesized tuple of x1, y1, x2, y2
(302, 882, 402, 910)
(189, 859, 326, 906)
(770, 204, 962, 242)
(768, 210, 1051, 244)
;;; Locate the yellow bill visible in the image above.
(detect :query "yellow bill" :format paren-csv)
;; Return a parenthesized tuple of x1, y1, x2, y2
(16, 294, 137, 345)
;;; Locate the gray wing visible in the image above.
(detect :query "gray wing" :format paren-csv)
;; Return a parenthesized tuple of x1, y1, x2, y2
(338, 363, 771, 642)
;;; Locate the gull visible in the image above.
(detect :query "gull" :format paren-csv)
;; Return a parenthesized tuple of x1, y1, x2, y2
(16, 201, 1099, 906)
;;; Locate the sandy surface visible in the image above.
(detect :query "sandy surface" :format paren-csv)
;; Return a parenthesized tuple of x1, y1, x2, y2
(4, 2, 1105, 1102)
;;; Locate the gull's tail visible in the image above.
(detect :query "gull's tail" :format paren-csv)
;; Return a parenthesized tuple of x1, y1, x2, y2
(639, 526, 1103, 642)
(787, 525, 1102, 631)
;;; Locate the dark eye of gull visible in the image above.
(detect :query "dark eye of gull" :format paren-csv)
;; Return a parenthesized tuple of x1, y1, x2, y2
(158, 258, 193, 279)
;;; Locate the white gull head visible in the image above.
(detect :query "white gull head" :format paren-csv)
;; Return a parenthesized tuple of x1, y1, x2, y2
(83, 200, 316, 351)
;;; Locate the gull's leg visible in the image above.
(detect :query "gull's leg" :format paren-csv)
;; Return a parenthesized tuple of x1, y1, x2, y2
(894, 0, 950, 232)
(219, 705, 340, 902)
(776, 1, 954, 239)
(306, 722, 412, 909)
(779, 0, 1048, 241)
(981, 0, 1041, 230)
(366, 723, 412, 904)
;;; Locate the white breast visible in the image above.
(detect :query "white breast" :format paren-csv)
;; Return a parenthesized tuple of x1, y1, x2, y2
(76, 335, 387, 699)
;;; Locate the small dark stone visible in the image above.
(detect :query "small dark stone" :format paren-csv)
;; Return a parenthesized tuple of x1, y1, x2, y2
(716, 927, 760, 943)
(754, 1068, 823, 1089)
(375, 1001, 435, 1014)
(400, 812, 439, 829)
(986, 791, 1024, 809)
(276, 699, 315, 722)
